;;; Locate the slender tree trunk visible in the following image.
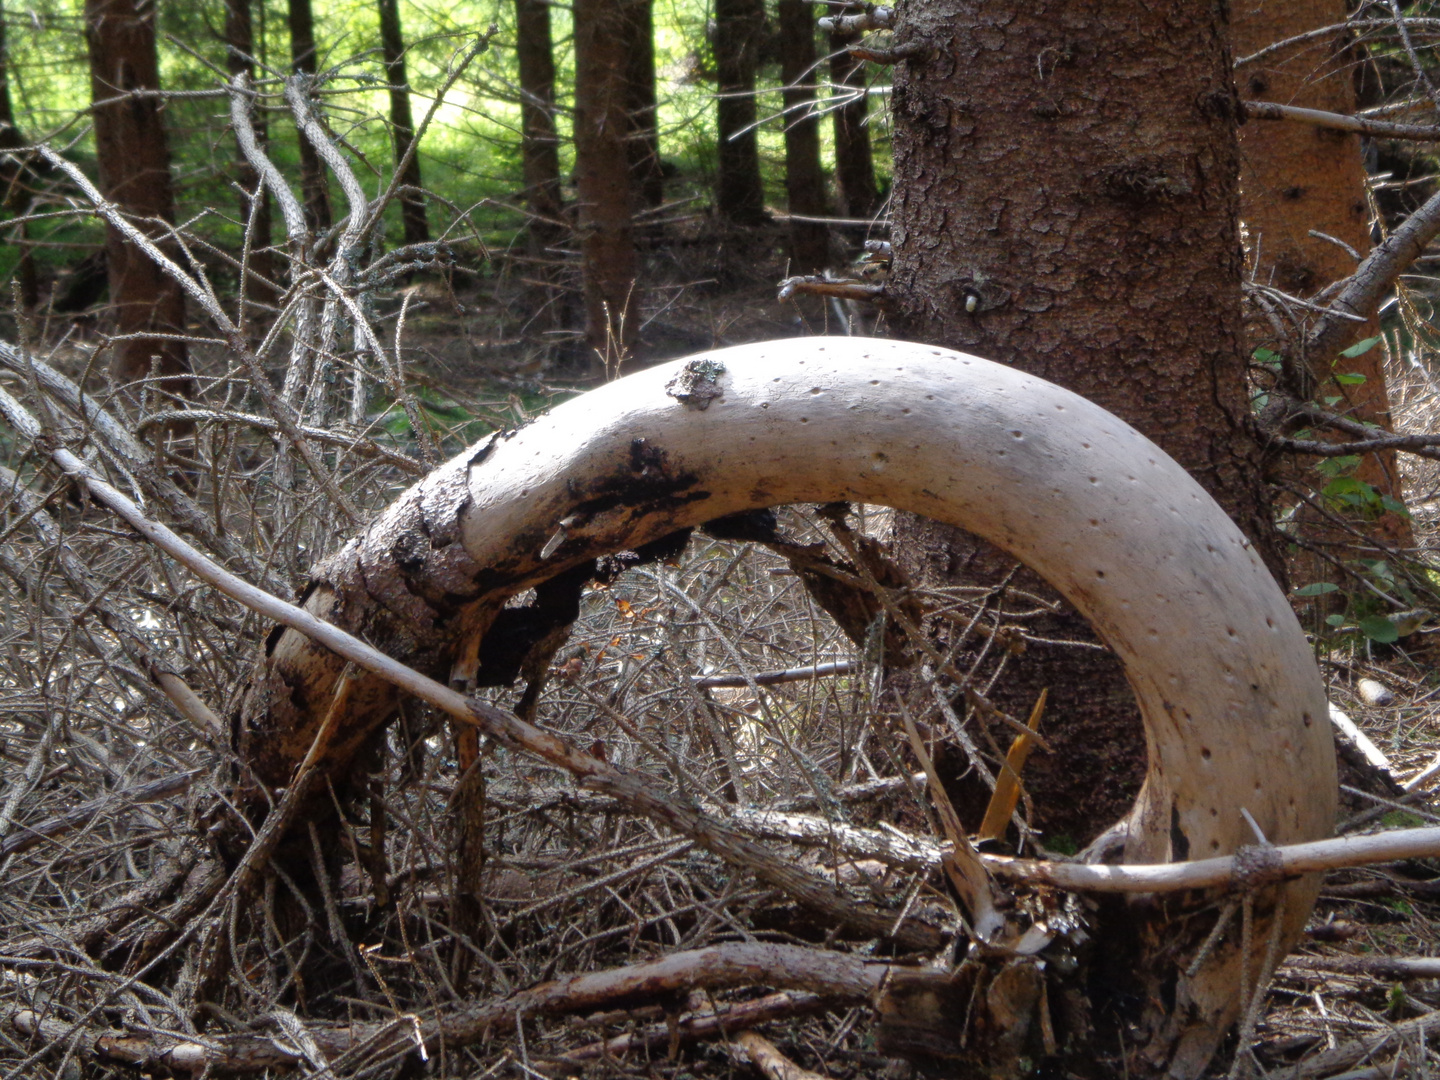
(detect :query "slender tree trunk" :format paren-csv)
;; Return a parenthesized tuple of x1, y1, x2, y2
(85, 0, 194, 394)
(288, 0, 332, 232)
(573, 0, 639, 364)
(515, 0, 567, 329)
(778, 0, 829, 272)
(225, 0, 277, 311)
(377, 0, 428, 245)
(713, 0, 767, 224)
(828, 19, 877, 219)
(888, 0, 1293, 1071)
(0, 0, 37, 309)
(624, 0, 664, 211)
(1234, 0, 1413, 551)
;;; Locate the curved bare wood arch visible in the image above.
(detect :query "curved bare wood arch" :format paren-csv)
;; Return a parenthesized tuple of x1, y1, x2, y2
(241, 337, 1335, 1075)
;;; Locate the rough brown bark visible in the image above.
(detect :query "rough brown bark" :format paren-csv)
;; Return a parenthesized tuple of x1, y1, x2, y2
(714, 0, 767, 224)
(573, 0, 639, 363)
(287, 0, 332, 232)
(887, 0, 1290, 1073)
(224, 0, 277, 311)
(624, 0, 664, 211)
(377, 0, 429, 245)
(1233, 0, 1413, 550)
(85, 0, 194, 394)
(515, 0, 567, 330)
(779, 0, 830, 272)
(828, 21, 878, 219)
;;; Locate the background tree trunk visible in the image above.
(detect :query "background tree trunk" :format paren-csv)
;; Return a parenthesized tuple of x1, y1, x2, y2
(85, 0, 194, 393)
(713, 0, 766, 224)
(225, 0, 277, 312)
(828, 20, 877, 219)
(887, 0, 1288, 1070)
(288, 0, 332, 232)
(624, 0, 664, 211)
(0, 0, 37, 309)
(573, 0, 639, 364)
(377, 0, 429, 245)
(778, 0, 829, 272)
(515, 0, 567, 330)
(1233, 0, 1413, 552)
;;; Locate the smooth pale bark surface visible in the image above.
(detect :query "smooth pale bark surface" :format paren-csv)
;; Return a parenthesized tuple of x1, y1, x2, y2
(239, 338, 1334, 1075)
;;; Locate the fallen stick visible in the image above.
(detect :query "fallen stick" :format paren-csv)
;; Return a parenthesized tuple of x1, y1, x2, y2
(0, 770, 201, 858)
(693, 660, 857, 688)
(9, 943, 900, 1073)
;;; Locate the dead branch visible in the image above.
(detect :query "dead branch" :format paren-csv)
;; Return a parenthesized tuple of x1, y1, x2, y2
(1243, 99, 1440, 141)
(732, 1030, 829, 1080)
(693, 659, 857, 688)
(1306, 181, 1440, 368)
(10, 943, 901, 1073)
(0, 769, 200, 859)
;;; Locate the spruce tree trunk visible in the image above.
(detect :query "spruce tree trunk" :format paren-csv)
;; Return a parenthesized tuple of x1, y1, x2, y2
(828, 19, 877, 219)
(515, 0, 566, 329)
(887, 0, 1302, 1072)
(0, 0, 36, 309)
(377, 0, 429, 245)
(287, 0, 332, 232)
(624, 0, 664, 211)
(778, 0, 829, 272)
(225, 0, 277, 311)
(713, 0, 767, 224)
(1234, 0, 1413, 551)
(573, 0, 638, 364)
(85, 0, 194, 393)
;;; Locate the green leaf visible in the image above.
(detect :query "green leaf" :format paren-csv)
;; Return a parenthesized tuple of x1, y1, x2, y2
(1340, 335, 1382, 358)
(1252, 347, 1280, 362)
(1323, 395, 1343, 407)
(1361, 559, 1394, 582)
(1381, 495, 1413, 519)
(1293, 582, 1339, 596)
(1359, 615, 1400, 644)
(1315, 455, 1362, 477)
(1325, 613, 1348, 627)
(1334, 372, 1367, 385)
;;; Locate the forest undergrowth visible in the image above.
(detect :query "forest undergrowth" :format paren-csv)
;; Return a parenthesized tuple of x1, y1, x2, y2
(4, 224, 1440, 1079)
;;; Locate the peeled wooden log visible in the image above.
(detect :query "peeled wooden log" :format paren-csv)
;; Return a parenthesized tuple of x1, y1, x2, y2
(237, 337, 1335, 1076)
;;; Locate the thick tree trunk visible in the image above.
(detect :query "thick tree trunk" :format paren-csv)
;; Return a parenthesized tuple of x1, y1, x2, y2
(778, 0, 829, 272)
(377, 0, 429, 245)
(0, 0, 37, 309)
(624, 0, 664, 211)
(233, 340, 1334, 1079)
(287, 0, 332, 232)
(887, 0, 1293, 1072)
(828, 22, 877, 219)
(225, 0, 277, 312)
(573, 0, 638, 364)
(515, 0, 567, 330)
(85, 0, 194, 394)
(1233, 0, 1413, 551)
(713, 0, 767, 224)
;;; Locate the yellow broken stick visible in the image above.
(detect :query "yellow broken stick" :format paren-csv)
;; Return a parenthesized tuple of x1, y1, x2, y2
(977, 688, 1048, 844)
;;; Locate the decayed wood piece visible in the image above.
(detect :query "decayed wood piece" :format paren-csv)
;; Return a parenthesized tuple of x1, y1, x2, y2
(235, 337, 1334, 1067)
